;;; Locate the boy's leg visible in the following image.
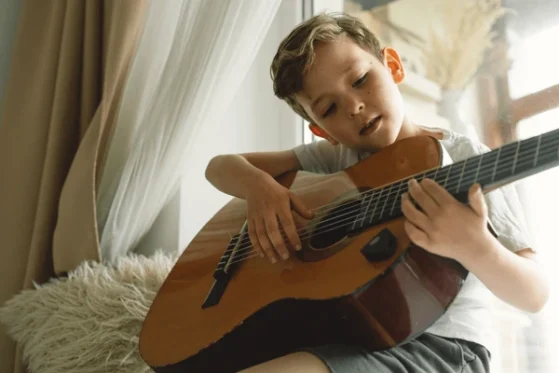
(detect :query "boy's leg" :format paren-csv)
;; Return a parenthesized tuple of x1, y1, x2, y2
(299, 334, 490, 373)
(238, 333, 490, 373)
(239, 351, 331, 373)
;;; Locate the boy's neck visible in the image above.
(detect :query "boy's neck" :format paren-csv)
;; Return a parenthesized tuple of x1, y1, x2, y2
(397, 115, 444, 141)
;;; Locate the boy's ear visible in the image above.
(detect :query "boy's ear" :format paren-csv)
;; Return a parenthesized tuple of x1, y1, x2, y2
(382, 47, 405, 84)
(308, 123, 338, 145)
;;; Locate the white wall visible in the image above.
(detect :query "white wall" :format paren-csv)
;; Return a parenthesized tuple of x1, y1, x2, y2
(458, 79, 484, 140)
(177, 1, 303, 251)
(135, 1, 303, 255)
(313, 0, 345, 13)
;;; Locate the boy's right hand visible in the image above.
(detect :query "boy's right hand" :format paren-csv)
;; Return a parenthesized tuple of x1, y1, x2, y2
(246, 174, 314, 263)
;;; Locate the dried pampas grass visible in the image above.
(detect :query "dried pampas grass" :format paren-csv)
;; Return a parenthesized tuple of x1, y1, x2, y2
(423, 0, 510, 90)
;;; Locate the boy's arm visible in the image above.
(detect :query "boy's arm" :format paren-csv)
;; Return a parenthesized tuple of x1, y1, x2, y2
(460, 240, 548, 314)
(205, 150, 313, 263)
(402, 178, 549, 313)
(205, 150, 302, 199)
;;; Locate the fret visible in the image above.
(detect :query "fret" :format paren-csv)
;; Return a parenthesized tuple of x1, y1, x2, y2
(533, 134, 542, 167)
(447, 162, 468, 193)
(389, 180, 403, 216)
(494, 142, 517, 183)
(378, 183, 394, 219)
(491, 147, 502, 182)
(477, 150, 498, 186)
(364, 188, 377, 217)
(355, 189, 375, 229)
(443, 163, 453, 188)
(456, 158, 468, 193)
(433, 165, 449, 186)
(368, 186, 387, 224)
(513, 136, 540, 177)
(536, 129, 559, 168)
(420, 169, 434, 182)
(457, 154, 479, 188)
(512, 141, 521, 174)
(473, 153, 483, 184)
(478, 129, 559, 189)
(352, 192, 372, 231)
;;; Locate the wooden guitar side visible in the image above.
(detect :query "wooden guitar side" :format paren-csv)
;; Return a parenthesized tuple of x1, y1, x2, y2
(139, 136, 468, 373)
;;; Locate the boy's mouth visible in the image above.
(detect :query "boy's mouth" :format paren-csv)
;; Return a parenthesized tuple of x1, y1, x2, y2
(360, 116, 382, 136)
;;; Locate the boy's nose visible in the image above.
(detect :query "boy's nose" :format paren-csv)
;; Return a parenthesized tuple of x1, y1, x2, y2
(347, 99, 365, 118)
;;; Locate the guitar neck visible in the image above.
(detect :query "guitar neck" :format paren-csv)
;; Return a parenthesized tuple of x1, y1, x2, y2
(430, 128, 559, 196)
(352, 129, 559, 230)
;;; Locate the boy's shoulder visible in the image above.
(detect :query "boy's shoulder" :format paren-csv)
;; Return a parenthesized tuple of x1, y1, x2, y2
(292, 128, 492, 174)
(439, 128, 491, 162)
(293, 140, 363, 174)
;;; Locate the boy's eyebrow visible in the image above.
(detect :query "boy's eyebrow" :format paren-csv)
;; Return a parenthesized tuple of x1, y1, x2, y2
(310, 63, 358, 111)
(311, 95, 326, 111)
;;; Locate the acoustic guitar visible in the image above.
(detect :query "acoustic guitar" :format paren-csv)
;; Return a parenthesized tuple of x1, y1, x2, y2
(139, 129, 559, 372)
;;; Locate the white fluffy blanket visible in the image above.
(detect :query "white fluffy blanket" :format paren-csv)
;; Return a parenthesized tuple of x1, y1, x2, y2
(0, 251, 177, 373)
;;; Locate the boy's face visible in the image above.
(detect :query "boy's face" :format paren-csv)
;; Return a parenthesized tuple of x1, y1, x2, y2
(296, 35, 407, 152)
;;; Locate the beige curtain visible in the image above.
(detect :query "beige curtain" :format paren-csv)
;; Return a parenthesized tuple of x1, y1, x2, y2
(0, 1, 148, 372)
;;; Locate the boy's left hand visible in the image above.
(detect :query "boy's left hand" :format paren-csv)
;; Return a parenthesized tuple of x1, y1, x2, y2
(401, 178, 491, 262)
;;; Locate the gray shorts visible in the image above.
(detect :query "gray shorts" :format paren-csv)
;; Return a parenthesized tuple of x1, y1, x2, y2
(302, 333, 490, 373)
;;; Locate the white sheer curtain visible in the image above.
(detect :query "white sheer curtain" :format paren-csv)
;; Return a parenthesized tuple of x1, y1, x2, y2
(96, 0, 282, 262)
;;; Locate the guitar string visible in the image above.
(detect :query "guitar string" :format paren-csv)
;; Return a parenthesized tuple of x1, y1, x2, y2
(225, 135, 553, 255)
(217, 140, 557, 266)
(216, 138, 558, 268)
(218, 140, 559, 268)
(302, 132, 556, 216)
(220, 159, 559, 268)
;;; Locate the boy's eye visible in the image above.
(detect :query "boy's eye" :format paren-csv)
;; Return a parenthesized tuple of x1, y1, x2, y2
(353, 73, 368, 88)
(322, 104, 335, 118)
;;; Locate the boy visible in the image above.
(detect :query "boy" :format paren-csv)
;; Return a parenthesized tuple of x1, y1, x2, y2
(205, 12, 548, 373)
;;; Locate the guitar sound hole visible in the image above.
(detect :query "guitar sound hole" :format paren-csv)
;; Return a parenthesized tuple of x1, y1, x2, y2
(309, 198, 361, 249)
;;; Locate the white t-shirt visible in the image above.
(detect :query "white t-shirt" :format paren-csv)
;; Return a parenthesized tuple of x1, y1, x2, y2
(292, 128, 532, 353)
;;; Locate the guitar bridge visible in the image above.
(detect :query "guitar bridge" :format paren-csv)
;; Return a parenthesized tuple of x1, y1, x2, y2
(202, 232, 243, 309)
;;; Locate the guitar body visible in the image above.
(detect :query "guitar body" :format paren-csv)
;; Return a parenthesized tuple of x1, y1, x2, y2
(139, 136, 468, 372)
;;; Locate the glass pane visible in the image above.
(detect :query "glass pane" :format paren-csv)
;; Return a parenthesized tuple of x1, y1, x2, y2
(509, 25, 559, 99)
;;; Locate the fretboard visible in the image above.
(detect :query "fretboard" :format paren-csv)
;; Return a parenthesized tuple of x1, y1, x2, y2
(351, 128, 559, 231)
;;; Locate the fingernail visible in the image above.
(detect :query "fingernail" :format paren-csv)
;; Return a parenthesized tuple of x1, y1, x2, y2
(271, 257, 277, 263)
(296, 244, 302, 251)
(282, 252, 289, 260)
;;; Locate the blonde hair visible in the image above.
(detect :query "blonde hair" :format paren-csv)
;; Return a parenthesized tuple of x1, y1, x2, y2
(270, 12, 384, 122)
